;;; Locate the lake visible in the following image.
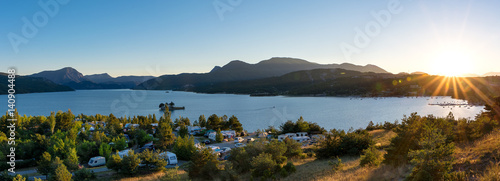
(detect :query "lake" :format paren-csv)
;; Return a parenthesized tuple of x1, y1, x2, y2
(5, 89, 484, 132)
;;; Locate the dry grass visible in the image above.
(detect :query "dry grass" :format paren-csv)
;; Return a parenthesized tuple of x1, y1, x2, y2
(107, 169, 188, 181)
(368, 129, 396, 148)
(454, 129, 500, 176)
(280, 129, 403, 181)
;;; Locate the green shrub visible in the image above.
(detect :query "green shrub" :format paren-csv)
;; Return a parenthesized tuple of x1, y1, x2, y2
(251, 153, 277, 178)
(359, 145, 382, 167)
(284, 162, 296, 173)
(408, 126, 455, 180)
(329, 157, 344, 171)
(279, 167, 289, 178)
(316, 129, 373, 159)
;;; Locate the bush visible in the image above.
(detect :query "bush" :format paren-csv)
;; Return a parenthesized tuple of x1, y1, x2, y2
(408, 126, 455, 180)
(316, 129, 373, 159)
(329, 157, 344, 171)
(73, 168, 96, 181)
(172, 136, 198, 161)
(119, 150, 141, 175)
(279, 167, 289, 178)
(359, 145, 382, 167)
(50, 163, 72, 181)
(283, 162, 296, 174)
(251, 153, 278, 178)
(106, 153, 122, 172)
(283, 138, 302, 158)
(188, 148, 220, 180)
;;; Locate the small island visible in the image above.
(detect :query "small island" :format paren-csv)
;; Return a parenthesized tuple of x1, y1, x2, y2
(159, 101, 185, 111)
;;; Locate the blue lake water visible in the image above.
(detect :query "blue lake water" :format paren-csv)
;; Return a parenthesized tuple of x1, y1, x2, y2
(4, 89, 484, 132)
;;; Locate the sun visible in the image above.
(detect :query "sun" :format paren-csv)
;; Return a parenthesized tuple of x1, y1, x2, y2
(432, 47, 474, 77)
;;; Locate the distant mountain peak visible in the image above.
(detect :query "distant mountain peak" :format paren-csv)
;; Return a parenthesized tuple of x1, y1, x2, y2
(259, 57, 312, 64)
(30, 67, 88, 84)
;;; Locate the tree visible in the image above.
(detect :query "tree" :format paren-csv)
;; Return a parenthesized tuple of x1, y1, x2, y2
(50, 162, 73, 181)
(359, 145, 382, 167)
(120, 150, 141, 175)
(64, 148, 79, 171)
(198, 115, 206, 128)
(206, 114, 222, 130)
(265, 140, 287, 164)
(251, 153, 278, 178)
(227, 115, 243, 133)
(172, 136, 197, 161)
(55, 109, 74, 131)
(76, 141, 97, 165)
(178, 124, 189, 138)
(188, 148, 220, 179)
(37, 152, 52, 177)
(156, 110, 176, 150)
(408, 126, 455, 180)
(111, 137, 128, 151)
(12, 174, 26, 181)
(283, 137, 302, 158)
(49, 111, 56, 135)
(216, 128, 224, 143)
(174, 116, 191, 128)
(106, 152, 122, 172)
(98, 143, 112, 161)
(296, 116, 310, 132)
(138, 149, 167, 171)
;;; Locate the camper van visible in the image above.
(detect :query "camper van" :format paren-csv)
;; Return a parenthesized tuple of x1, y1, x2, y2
(160, 152, 178, 165)
(88, 156, 106, 167)
(118, 149, 131, 158)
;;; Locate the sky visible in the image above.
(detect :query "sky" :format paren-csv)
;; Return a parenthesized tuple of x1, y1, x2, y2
(1, 0, 499, 77)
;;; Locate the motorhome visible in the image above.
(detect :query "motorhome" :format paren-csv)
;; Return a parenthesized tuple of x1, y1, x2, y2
(159, 152, 178, 165)
(88, 156, 106, 167)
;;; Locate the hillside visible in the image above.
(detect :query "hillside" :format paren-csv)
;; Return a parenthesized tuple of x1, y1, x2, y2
(0, 73, 74, 94)
(134, 57, 388, 90)
(30, 68, 153, 89)
(30, 67, 89, 84)
(85, 73, 154, 87)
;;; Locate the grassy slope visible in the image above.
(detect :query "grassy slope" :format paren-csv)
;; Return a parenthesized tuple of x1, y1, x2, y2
(454, 129, 500, 179)
(103, 129, 500, 181)
(284, 129, 407, 181)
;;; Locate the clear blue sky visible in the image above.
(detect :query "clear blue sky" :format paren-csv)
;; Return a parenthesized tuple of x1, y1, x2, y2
(1, 0, 499, 77)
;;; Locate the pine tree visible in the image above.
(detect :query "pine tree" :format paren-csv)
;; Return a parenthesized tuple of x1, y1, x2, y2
(216, 128, 224, 143)
(64, 148, 79, 171)
(408, 126, 455, 180)
(51, 163, 72, 181)
(156, 109, 176, 150)
(37, 152, 52, 177)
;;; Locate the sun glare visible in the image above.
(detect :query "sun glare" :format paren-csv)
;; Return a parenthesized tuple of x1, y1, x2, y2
(432, 48, 474, 77)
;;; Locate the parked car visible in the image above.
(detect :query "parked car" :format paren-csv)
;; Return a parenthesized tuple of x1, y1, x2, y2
(207, 146, 220, 150)
(235, 143, 246, 148)
(88, 156, 106, 167)
(246, 138, 255, 143)
(221, 147, 231, 153)
(234, 137, 244, 143)
(203, 140, 211, 145)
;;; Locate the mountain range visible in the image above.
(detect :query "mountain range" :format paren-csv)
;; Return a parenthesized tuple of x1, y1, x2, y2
(0, 73, 74, 94)
(135, 57, 389, 90)
(29, 67, 155, 89)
